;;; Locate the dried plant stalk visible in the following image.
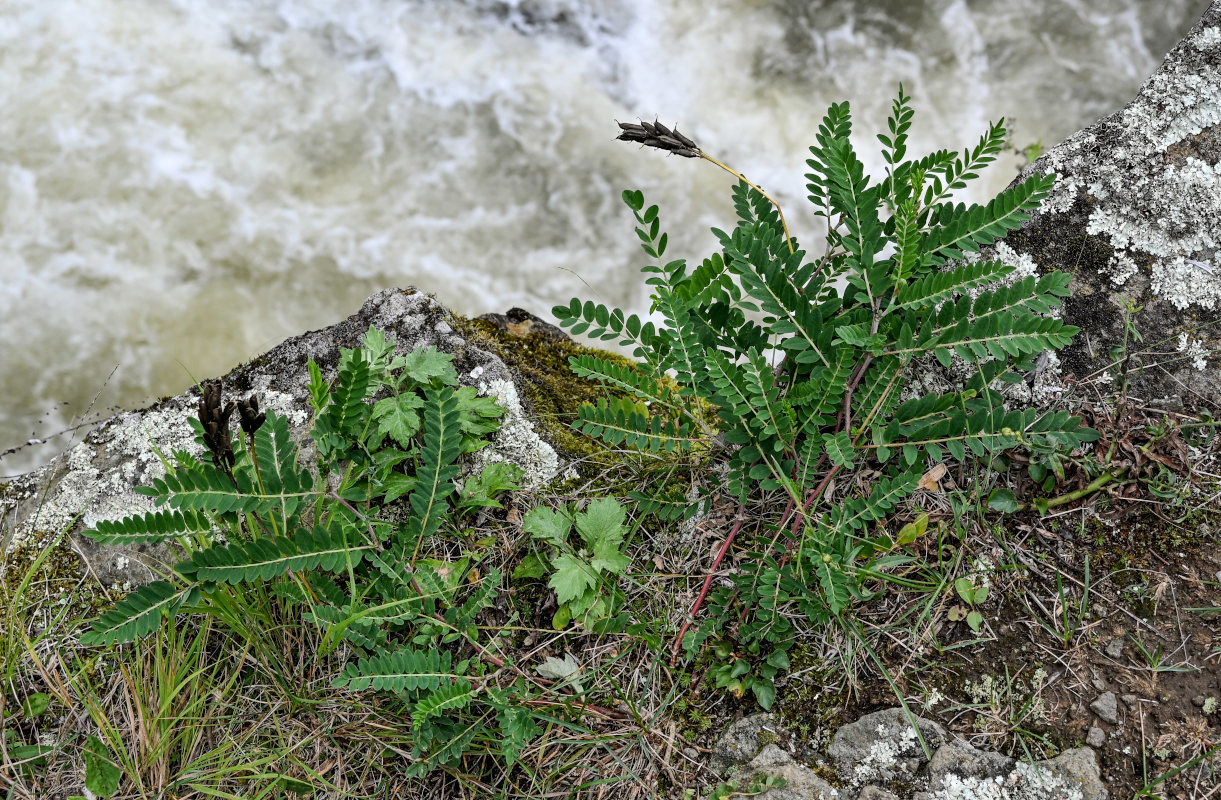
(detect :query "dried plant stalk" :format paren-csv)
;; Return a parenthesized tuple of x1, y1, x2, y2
(616, 118, 794, 253)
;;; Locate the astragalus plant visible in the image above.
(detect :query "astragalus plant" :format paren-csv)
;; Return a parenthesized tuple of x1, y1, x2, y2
(555, 87, 1096, 706)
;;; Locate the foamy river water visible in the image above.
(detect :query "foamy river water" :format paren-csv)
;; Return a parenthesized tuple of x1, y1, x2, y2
(0, 0, 1210, 474)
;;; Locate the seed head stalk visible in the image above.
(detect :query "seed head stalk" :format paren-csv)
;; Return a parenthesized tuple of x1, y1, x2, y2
(697, 152, 794, 254)
(616, 119, 794, 254)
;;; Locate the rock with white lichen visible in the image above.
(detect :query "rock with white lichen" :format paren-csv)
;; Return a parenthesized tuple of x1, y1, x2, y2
(828, 708, 946, 786)
(1000, 1, 1221, 407)
(710, 708, 1105, 800)
(0, 288, 569, 589)
(740, 745, 838, 800)
(925, 740, 1015, 789)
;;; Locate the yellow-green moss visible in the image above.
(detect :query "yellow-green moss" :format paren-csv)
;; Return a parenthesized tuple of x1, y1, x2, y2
(2, 528, 108, 644)
(453, 315, 642, 472)
(771, 648, 851, 745)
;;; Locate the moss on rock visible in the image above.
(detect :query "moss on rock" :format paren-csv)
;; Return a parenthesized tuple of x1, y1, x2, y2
(453, 311, 644, 474)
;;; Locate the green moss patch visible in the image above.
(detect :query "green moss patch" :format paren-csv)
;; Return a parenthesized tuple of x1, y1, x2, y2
(453, 315, 642, 471)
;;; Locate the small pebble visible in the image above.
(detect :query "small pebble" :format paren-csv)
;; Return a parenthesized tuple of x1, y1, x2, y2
(1122, 694, 1140, 709)
(683, 747, 699, 760)
(1091, 692, 1119, 724)
(1086, 727, 1106, 748)
(1091, 677, 1108, 692)
(1104, 639, 1124, 659)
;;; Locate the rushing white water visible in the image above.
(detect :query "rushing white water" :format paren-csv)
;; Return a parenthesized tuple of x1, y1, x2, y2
(0, 0, 1210, 474)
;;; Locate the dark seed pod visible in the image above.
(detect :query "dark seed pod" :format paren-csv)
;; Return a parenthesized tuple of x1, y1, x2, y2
(198, 381, 236, 470)
(615, 119, 701, 158)
(237, 394, 266, 435)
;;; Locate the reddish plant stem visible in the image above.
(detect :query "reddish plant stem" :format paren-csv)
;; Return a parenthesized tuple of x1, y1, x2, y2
(669, 505, 746, 666)
(525, 697, 632, 721)
(672, 341, 869, 665)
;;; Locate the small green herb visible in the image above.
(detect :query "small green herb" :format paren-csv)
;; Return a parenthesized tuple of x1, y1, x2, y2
(81, 328, 535, 777)
(520, 497, 632, 631)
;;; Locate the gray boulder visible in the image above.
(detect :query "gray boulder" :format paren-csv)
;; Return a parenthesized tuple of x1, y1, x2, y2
(921, 743, 1104, 800)
(1002, 1, 1221, 406)
(926, 740, 1015, 789)
(1, 288, 566, 588)
(709, 713, 783, 776)
(708, 708, 1104, 800)
(828, 708, 945, 786)
(740, 745, 839, 800)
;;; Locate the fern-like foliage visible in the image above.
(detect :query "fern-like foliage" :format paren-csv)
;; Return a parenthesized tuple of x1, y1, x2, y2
(574, 397, 696, 453)
(79, 581, 194, 647)
(82, 327, 537, 777)
(332, 646, 456, 692)
(559, 87, 1097, 707)
(89, 509, 213, 545)
(177, 522, 369, 585)
(413, 680, 476, 731)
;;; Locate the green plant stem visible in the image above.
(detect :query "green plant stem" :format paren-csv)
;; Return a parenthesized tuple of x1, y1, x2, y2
(1023, 469, 1121, 512)
(698, 153, 794, 254)
(1136, 741, 1221, 797)
(841, 615, 935, 759)
(248, 431, 265, 492)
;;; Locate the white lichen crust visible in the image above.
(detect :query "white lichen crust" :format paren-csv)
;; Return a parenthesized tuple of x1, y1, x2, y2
(1036, 21, 1221, 310)
(6, 390, 304, 584)
(929, 763, 1084, 800)
(472, 376, 568, 489)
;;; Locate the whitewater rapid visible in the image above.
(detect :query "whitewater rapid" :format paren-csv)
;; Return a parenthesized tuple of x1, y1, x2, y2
(0, 0, 1209, 473)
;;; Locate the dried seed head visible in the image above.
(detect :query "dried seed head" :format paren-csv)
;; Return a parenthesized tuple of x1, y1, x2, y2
(616, 119, 701, 158)
(237, 394, 266, 435)
(198, 380, 236, 470)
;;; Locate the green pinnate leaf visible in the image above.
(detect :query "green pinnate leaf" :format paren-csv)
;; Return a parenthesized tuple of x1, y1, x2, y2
(413, 680, 475, 731)
(332, 646, 454, 692)
(307, 358, 329, 412)
(406, 386, 464, 542)
(181, 522, 368, 584)
(87, 509, 212, 545)
(82, 581, 190, 646)
(497, 704, 540, 769)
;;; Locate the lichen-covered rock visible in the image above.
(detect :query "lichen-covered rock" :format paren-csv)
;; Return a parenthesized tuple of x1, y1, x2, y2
(1002, 1, 1221, 405)
(925, 741, 1015, 791)
(740, 745, 838, 800)
(1, 288, 567, 588)
(707, 709, 1104, 800)
(919, 746, 1103, 800)
(828, 708, 945, 786)
(709, 713, 781, 776)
